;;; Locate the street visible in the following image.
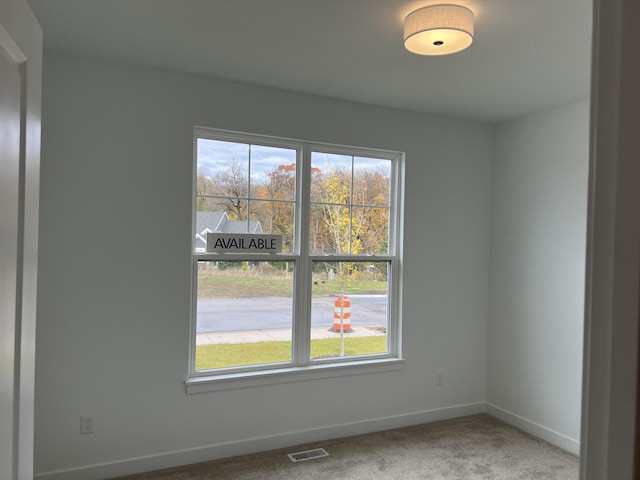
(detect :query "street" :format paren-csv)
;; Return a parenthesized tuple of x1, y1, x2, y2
(196, 294, 387, 333)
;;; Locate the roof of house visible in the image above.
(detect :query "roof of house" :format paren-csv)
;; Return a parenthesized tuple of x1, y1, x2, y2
(196, 211, 263, 236)
(196, 211, 226, 234)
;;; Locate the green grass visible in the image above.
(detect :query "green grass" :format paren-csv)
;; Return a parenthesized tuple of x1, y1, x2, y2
(195, 336, 387, 370)
(197, 272, 387, 298)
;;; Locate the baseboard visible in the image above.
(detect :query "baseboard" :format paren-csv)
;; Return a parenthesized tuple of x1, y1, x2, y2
(35, 402, 485, 480)
(485, 403, 580, 455)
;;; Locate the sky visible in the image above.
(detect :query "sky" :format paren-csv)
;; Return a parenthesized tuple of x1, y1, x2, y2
(197, 138, 391, 184)
(197, 138, 296, 182)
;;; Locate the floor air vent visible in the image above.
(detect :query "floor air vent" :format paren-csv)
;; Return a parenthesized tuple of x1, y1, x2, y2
(287, 448, 329, 462)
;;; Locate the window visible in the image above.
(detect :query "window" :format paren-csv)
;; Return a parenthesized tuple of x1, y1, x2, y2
(188, 128, 404, 390)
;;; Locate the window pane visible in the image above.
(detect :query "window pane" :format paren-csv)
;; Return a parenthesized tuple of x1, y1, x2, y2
(196, 201, 263, 252)
(353, 157, 391, 207)
(249, 146, 297, 201)
(309, 152, 392, 255)
(309, 204, 357, 254)
(195, 260, 294, 371)
(249, 200, 295, 253)
(310, 152, 352, 204)
(196, 139, 298, 254)
(352, 207, 389, 255)
(310, 205, 387, 255)
(197, 139, 249, 200)
(195, 197, 248, 223)
(310, 261, 389, 360)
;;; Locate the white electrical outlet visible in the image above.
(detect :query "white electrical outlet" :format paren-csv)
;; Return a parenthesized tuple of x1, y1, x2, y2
(435, 371, 443, 386)
(80, 414, 95, 435)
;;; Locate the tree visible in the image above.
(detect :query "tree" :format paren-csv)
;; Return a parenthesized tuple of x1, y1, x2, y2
(214, 158, 248, 220)
(313, 167, 365, 356)
(314, 167, 364, 255)
(252, 163, 320, 252)
(352, 169, 390, 254)
(262, 163, 296, 238)
(195, 172, 215, 211)
(197, 159, 248, 219)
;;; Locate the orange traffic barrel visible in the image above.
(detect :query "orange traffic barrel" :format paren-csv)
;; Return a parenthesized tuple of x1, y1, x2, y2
(331, 295, 353, 333)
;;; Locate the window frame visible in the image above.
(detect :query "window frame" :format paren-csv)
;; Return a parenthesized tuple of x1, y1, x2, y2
(186, 128, 405, 393)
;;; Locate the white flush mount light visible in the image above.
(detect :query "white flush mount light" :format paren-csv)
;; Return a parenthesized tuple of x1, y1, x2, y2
(404, 4, 474, 56)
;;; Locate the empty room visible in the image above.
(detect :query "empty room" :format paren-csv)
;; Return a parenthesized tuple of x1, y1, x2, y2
(2, 0, 639, 479)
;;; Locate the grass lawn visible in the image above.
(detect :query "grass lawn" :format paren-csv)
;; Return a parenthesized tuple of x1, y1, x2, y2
(197, 273, 387, 298)
(196, 336, 387, 370)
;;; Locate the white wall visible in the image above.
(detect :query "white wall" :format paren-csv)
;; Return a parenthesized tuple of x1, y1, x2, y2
(34, 53, 492, 479)
(486, 100, 589, 454)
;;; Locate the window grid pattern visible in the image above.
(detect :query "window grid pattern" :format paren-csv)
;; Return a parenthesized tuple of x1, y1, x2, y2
(191, 128, 403, 379)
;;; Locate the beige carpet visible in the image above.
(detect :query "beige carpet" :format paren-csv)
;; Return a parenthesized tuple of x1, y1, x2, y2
(112, 414, 578, 479)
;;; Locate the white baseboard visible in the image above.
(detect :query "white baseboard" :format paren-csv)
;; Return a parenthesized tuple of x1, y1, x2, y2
(35, 402, 486, 480)
(485, 403, 580, 455)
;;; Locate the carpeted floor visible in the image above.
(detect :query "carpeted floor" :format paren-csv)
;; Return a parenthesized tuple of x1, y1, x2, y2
(112, 414, 579, 479)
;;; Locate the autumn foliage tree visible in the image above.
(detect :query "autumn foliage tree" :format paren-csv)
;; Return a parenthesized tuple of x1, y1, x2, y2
(196, 161, 390, 261)
(253, 163, 296, 251)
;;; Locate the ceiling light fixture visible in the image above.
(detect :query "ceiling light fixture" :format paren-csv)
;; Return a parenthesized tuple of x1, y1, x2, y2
(403, 4, 474, 56)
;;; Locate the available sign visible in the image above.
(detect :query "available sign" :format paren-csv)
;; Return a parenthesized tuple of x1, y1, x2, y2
(206, 233, 282, 253)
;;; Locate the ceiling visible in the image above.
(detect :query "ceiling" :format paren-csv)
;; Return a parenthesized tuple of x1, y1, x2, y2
(26, 0, 593, 123)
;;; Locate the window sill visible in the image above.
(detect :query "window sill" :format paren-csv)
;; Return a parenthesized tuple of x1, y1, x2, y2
(185, 358, 405, 394)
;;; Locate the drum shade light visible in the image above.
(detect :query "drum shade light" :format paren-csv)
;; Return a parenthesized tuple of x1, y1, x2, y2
(404, 4, 474, 56)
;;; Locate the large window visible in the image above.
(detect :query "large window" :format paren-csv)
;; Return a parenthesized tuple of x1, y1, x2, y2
(188, 128, 404, 388)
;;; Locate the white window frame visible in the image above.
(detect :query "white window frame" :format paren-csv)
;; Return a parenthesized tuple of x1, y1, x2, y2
(186, 128, 405, 393)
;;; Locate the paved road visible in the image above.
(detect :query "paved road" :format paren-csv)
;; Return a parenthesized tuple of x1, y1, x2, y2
(196, 295, 386, 333)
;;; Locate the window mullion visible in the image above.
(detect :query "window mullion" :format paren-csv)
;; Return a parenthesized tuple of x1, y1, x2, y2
(350, 155, 355, 254)
(246, 143, 251, 231)
(293, 145, 312, 366)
